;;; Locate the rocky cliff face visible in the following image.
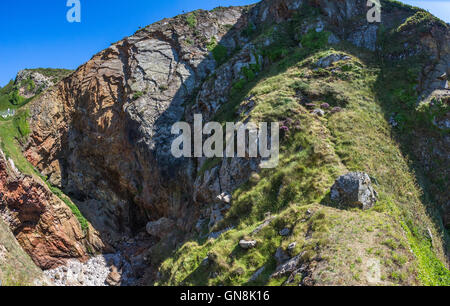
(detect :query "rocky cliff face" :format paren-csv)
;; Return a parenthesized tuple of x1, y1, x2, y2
(24, 6, 253, 245)
(2, 0, 449, 285)
(15, 69, 73, 99)
(0, 148, 103, 270)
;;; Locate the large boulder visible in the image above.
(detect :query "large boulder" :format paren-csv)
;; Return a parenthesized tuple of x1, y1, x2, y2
(239, 239, 257, 249)
(330, 172, 377, 210)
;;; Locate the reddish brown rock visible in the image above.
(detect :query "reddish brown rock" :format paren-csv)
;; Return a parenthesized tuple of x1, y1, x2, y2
(0, 150, 103, 270)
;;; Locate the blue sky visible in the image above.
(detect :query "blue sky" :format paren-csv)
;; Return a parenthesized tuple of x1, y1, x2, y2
(0, 0, 448, 87)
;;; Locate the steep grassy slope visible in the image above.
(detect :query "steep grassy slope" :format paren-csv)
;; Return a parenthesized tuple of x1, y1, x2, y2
(156, 25, 449, 285)
(0, 218, 44, 286)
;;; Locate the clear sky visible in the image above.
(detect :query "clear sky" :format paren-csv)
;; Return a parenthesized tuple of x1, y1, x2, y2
(0, 0, 448, 87)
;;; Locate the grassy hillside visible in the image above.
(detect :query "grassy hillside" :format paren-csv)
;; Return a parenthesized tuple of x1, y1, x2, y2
(155, 7, 449, 285)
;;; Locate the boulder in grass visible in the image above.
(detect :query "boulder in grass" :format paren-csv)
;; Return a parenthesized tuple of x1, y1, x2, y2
(330, 172, 377, 210)
(239, 240, 257, 249)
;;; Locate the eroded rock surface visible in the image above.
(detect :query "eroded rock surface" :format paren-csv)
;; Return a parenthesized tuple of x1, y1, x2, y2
(0, 149, 103, 270)
(15, 69, 71, 98)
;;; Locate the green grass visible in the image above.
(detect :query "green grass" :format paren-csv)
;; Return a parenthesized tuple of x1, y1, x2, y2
(133, 91, 145, 100)
(207, 36, 228, 65)
(185, 12, 197, 29)
(0, 108, 90, 235)
(25, 68, 73, 82)
(43, 181, 90, 234)
(0, 218, 44, 286)
(0, 68, 72, 112)
(402, 221, 450, 285)
(397, 10, 448, 33)
(0, 110, 35, 175)
(13, 110, 31, 139)
(156, 41, 450, 285)
(0, 85, 35, 112)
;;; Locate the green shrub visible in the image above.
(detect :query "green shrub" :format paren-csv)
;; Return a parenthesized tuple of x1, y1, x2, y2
(27, 68, 73, 79)
(242, 22, 256, 37)
(186, 13, 197, 29)
(9, 90, 25, 106)
(207, 37, 228, 65)
(133, 91, 145, 100)
(300, 30, 330, 50)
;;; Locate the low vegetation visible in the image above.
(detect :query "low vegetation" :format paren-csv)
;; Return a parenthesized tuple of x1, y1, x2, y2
(156, 10, 450, 284)
(207, 36, 229, 65)
(185, 12, 198, 29)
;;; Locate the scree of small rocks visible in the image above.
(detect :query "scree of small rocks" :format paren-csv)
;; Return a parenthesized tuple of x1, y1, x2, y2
(44, 253, 136, 286)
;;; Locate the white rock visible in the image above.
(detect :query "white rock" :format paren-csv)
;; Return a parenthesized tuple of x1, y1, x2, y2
(239, 240, 257, 249)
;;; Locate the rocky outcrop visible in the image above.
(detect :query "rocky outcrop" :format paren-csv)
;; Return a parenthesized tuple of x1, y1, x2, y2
(316, 53, 351, 68)
(0, 149, 103, 270)
(271, 253, 303, 278)
(22, 1, 383, 246)
(239, 239, 257, 249)
(330, 172, 378, 210)
(15, 69, 72, 99)
(146, 218, 176, 239)
(24, 7, 250, 246)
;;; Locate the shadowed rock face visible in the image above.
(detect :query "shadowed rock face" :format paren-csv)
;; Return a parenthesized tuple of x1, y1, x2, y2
(24, 7, 250, 246)
(0, 150, 104, 270)
(17, 0, 449, 274)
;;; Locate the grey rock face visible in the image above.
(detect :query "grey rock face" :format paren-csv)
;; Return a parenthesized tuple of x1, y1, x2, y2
(216, 192, 232, 204)
(208, 207, 225, 230)
(347, 25, 378, 51)
(15, 70, 54, 98)
(312, 109, 325, 117)
(316, 53, 351, 68)
(328, 33, 341, 44)
(271, 253, 302, 278)
(279, 228, 291, 236)
(330, 172, 377, 210)
(249, 266, 265, 282)
(146, 218, 176, 238)
(274, 247, 290, 265)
